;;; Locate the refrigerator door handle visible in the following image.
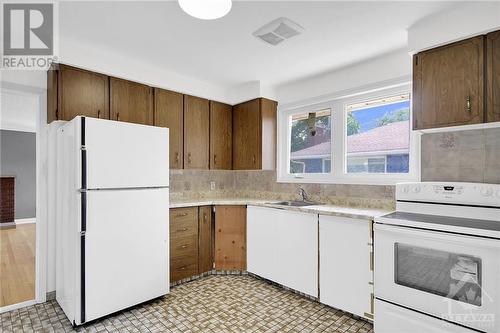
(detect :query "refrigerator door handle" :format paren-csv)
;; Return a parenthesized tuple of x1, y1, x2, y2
(80, 186, 169, 192)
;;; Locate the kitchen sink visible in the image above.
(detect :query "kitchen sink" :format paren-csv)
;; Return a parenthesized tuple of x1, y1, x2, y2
(271, 201, 323, 207)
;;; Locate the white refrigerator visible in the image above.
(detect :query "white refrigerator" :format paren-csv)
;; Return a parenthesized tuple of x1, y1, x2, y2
(56, 116, 170, 325)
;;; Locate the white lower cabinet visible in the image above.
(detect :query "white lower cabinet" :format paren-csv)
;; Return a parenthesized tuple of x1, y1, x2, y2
(247, 206, 318, 297)
(319, 215, 373, 319)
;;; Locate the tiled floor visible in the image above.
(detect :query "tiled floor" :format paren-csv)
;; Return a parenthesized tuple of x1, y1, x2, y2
(0, 275, 373, 333)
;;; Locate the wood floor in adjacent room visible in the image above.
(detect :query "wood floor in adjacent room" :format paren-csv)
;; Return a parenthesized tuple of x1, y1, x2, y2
(0, 223, 36, 307)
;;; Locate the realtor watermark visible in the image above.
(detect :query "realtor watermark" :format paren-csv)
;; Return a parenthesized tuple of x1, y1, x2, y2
(2, 2, 57, 70)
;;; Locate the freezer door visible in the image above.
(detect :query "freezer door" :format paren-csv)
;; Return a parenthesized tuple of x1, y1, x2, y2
(84, 188, 169, 322)
(84, 117, 169, 189)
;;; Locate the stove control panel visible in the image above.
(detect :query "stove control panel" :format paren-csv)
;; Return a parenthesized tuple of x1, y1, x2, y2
(396, 182, 500, 207)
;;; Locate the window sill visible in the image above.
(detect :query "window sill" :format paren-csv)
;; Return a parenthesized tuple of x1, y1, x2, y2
(277, 174, 420, 186)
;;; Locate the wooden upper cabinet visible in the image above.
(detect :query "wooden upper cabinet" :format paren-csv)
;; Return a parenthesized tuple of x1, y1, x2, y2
(110, 77, 153, 125)
(413, 36, 485, 130)
(487, 30, 500, 123)
(214, 205, 246, 271)
(154, 89, 184, 169)
(50, 64, 109, 121)
(233, 98, 277, 170)
(184, 95, 210, 169)
(47, 65, 58, 123)
(210, 101, 232, 169)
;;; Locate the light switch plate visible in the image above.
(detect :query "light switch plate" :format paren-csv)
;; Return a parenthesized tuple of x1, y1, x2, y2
(210, 181, 216, 190)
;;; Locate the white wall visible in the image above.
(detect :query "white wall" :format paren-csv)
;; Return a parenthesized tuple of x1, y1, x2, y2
(59, 39, 234, 104)
(275, 49, 412, 107)
(408, 1, 500, 53)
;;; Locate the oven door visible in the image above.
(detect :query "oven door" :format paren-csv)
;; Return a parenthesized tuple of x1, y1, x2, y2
(375, 223, 500, 333)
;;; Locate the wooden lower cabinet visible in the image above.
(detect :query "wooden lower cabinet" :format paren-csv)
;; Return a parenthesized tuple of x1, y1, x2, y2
(170, 207, 199, 283)
(214, 205, 247, 270)
(170, 205, 246, 282)
(198, 206, 214, 273)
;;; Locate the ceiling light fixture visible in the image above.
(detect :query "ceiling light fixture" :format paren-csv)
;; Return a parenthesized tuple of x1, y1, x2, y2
(178, 0, 232, 20)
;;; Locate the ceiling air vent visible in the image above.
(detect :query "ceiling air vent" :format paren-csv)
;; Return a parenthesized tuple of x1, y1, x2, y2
(253, 17, 304, 46)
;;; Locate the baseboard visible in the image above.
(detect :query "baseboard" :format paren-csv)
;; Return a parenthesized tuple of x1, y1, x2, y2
(46, 291, 56, 301)
(0, 299, 36, 314)
(0, 222, 16, 229)
(15, 218, 36, 224)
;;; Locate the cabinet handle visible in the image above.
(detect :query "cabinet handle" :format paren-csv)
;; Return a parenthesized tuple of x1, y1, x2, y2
(175, 152, 179, 163)
(176, 212, 188, 217)
(181, 245, 187, 249)
(213, 154, 217, 165)
(188, 153, 192, 164)
(203, 214, 207, 221)
(179, 266, 187, 271)
(252, 154, 256, 165)
(97, 110, 101, 118)
(466, 96, 471, 113)
(116, 112, 120, 121)
(176, 228, 188, 232)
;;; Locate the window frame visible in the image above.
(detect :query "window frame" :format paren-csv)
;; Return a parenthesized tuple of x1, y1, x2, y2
(277, 84, 420, 185)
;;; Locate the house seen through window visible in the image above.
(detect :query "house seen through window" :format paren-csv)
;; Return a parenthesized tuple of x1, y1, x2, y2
(289, 109, 331, 174)
(346, 94, 410, 173)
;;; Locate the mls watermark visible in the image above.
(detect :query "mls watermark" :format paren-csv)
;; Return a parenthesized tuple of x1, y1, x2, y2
(2, 2, 57, 70)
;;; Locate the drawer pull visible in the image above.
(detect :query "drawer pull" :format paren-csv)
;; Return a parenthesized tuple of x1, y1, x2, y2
(176, 213, 188, 217)
(181, 245, 188, 248)
(179, 266, 187, 271)
(177, 228, 188, 232)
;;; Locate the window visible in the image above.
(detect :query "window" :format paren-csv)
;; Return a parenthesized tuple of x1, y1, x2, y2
(346, 94, 411, 174)
(278, 83, 419, 184)
(289, 109, 331, 174)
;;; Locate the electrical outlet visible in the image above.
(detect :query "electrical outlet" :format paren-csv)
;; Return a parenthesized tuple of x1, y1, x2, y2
(210, 181, 216, 190)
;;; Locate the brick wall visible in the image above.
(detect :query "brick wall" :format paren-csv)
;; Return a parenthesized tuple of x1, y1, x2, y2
(0, 177, 15, 223)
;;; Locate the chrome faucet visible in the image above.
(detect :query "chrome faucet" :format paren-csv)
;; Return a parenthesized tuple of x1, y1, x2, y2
(298, 186, 309, 202)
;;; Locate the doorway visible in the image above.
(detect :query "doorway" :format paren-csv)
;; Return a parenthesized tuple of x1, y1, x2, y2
(0, 85, 41, 310)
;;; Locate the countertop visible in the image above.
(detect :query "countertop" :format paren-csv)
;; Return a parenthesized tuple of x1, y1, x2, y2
(170, 198, 390, 220)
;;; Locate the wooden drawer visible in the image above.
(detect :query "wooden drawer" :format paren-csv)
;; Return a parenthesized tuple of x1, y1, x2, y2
(170, 234, 198, 259)
(170, 207, 198, 238)
(170, 256, 198, 282)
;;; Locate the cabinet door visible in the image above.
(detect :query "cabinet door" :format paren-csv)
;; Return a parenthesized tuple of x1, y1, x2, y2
(58, 65, 109, 121)
(487, 30, 500, 123)
(184, 95, 209, 169)
(198, 206, 213, 274)
(247, 206, 318, 297)
(154, 89, 184, 169)
(232, 99, 261, 170)
(413, 36, 485, 130)
(170, 207, 199, 283)
(47, 66, 58, 123)
(319, 215, 372, 319)
(110, 78, 153, 125)
(214, 205, 246, 270)
(210, 101, 232, 169)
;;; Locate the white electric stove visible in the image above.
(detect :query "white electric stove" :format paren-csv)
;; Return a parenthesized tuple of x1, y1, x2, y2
(374, 182, 500, 333)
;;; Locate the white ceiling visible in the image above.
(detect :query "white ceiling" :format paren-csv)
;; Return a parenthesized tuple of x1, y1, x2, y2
(59, 1, 462, 89)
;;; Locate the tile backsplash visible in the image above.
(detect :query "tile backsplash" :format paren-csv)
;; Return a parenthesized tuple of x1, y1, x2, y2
(421, 127, 500, 184)
(170, 169, 395, 210)
(170, 127, 499, 209)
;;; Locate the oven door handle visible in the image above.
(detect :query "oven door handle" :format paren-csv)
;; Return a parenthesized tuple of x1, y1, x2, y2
(374, 223, 500, 249)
